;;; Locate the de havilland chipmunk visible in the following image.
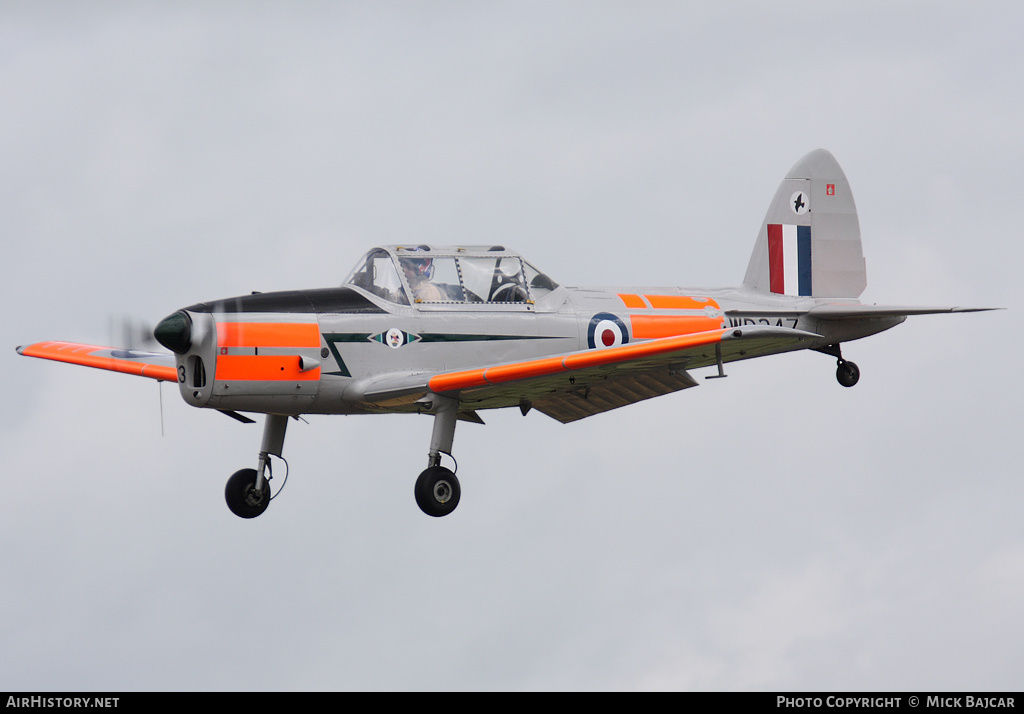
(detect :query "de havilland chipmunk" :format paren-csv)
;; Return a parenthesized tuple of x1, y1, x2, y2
(17, 150, 996, 519)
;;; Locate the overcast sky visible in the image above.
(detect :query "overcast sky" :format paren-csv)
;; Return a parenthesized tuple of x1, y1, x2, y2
(2, 1, 1020, 691)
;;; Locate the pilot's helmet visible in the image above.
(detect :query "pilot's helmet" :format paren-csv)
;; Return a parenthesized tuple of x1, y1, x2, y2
(399, 256, 433, 280)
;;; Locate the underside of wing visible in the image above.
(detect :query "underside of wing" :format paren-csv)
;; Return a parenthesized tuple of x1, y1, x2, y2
(17, 341, 178, 382)
(530, 367, 700, 423)
(421, 325, 820, 422)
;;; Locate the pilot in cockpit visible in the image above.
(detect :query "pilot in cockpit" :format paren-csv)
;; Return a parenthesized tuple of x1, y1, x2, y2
(399, 257, 445, 302)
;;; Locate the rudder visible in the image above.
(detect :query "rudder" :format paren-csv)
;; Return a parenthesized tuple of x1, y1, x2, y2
(743, 149, 866, 299)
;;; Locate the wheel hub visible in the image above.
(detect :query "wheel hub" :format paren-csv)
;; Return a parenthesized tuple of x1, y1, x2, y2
(244, 484, 267, 507)
(433, 480, 452, 503)
(415, 466, 461, 517)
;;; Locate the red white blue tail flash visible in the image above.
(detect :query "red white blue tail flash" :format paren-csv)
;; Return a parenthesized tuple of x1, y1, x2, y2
(768, 224, 812, 296)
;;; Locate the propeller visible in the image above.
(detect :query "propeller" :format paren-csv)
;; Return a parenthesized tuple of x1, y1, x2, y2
(108, 314, 162, 351)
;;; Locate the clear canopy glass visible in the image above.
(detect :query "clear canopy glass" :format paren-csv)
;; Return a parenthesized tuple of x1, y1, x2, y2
(344, 247, 558, 305)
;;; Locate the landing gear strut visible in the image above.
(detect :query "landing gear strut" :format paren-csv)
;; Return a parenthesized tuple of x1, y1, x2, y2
(815, 344, 860, 388)
(225, 413, 288, 519)
(415, 393, 461, 517)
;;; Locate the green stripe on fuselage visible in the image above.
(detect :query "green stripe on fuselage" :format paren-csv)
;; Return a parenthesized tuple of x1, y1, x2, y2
(321, 332, 559, 377)
(417, 334, 559, 343)
(322, 333, 372, 377)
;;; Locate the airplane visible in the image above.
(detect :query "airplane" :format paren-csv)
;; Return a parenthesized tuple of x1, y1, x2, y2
(17, 149, 996, 520)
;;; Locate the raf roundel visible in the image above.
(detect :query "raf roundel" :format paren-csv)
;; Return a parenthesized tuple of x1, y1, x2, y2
(587, 313, 629, 350)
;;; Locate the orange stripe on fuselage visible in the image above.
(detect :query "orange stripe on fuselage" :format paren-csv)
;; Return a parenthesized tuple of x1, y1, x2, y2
(216, 322, 321, 348)
(629, 314, 723, 339)
(215, 355, 320, 382)
(215, 322, 321, 381)
(617, 293, 647, 308)
(644, 295, 720, 310)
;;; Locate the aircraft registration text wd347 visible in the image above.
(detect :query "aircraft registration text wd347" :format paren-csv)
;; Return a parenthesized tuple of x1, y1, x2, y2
(17, 150, 997, 519)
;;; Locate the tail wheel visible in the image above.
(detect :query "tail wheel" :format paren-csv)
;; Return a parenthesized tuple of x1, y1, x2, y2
(415, 466, 461, 517)
(836, 360, 860, 388)
(225, 468, 272, 519)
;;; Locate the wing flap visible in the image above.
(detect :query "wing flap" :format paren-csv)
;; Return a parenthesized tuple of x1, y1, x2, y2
(532, 367, 700, 423)
(17, 341, 178, 382)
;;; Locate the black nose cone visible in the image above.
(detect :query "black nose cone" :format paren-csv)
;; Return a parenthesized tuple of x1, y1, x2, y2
(154, 311, 192, 354)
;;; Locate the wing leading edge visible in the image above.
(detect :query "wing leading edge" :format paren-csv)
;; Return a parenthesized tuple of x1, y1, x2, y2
(17, 341, 177, 382)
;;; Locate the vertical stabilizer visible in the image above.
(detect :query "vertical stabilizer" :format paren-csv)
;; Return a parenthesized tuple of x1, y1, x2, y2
(743, 149, 866, 298)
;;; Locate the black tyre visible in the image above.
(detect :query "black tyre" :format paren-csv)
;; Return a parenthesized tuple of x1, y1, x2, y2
(836, 360, 860, 388)
(225, 468, 272, 519)
(414, 466, 461, 517)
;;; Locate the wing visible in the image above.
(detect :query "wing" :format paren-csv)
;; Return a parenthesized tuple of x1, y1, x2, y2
(353, 325, 820, 423)
(17, 341, 178, 382)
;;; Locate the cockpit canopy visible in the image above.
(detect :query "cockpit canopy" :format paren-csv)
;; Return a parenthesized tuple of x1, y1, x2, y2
(344, 245, 558, 306)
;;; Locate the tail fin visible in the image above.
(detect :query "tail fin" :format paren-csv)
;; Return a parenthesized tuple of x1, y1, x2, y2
(742, 149, 866, 299)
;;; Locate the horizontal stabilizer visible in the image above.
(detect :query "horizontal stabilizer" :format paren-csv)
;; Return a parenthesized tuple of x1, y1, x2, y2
(807, 304, 1002, 320)
(16, 341, 177, 382)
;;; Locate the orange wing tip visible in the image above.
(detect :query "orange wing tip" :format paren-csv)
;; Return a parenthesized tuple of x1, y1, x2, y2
(17, 341, 178, 382)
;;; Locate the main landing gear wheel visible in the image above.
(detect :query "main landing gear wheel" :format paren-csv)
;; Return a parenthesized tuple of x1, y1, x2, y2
(415, 466, 461, 517)
(836, 360, 861, 388)
(225, 468, 272, 519)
